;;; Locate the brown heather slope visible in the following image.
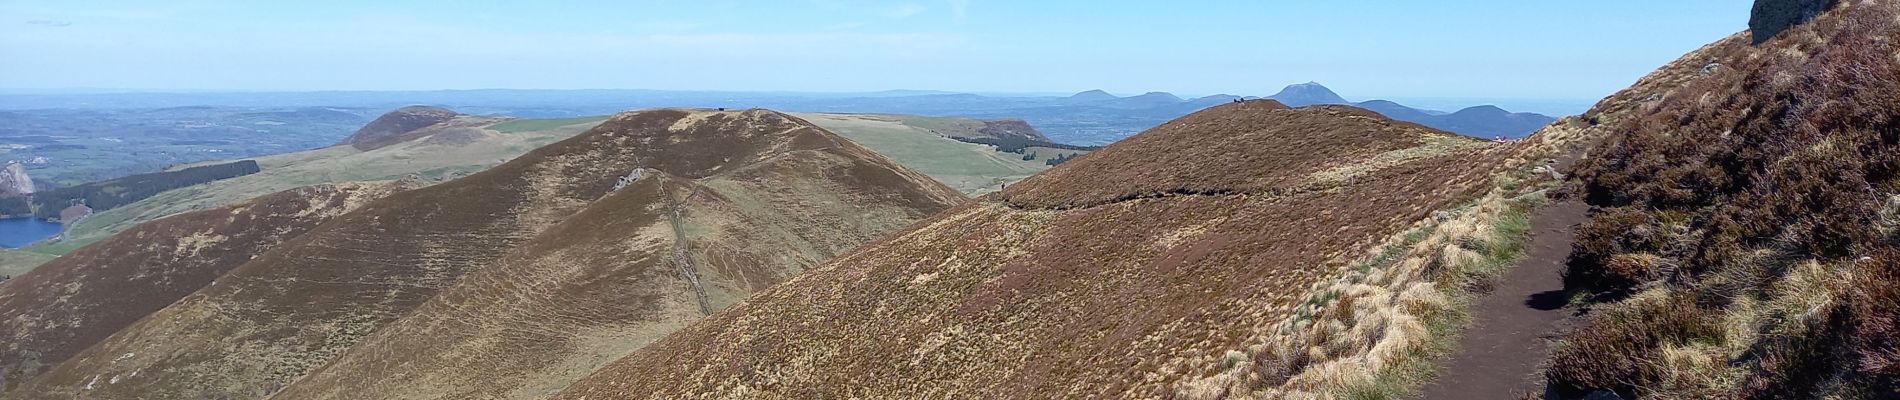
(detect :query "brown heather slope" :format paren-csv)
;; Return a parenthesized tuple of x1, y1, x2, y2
(0, 182, 404, 394)
(268, 115, 962, 399)
(7, 108, 953, 399)
(342, 106, 508, 151)
(1541, 1, 1900, 398)
(972, 119, 1050, 142)
(556, 101, 1511, 399)
(1406, 24, 1766, 400)
(1007, 100, 1437, 208)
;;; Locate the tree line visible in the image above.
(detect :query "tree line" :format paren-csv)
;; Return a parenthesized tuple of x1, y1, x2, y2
(949, 136, 1100, 154)
(1019, 151, 1081, 166)
(0, 160, 261, 220)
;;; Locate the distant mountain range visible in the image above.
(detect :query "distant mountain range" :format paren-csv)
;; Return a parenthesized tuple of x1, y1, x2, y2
(0, 84, 1560, 146)
(1264, 82, 1559, 139)
(1268, 82, 1353, 105)
(1046, 81, 1558, 140)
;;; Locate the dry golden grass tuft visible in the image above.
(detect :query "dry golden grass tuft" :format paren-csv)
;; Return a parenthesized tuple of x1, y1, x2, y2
(1161, 12, 1769, 397)
(1547, 1, 1900, 398)
(551, 100, 1522, 399)
(544, 28, 1776, 395)
(1172, 177, 1548, 400)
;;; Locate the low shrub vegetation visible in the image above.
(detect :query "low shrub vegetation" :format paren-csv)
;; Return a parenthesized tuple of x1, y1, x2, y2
(1173, 140, 1565, 399)
(1549, 2, 1900, 398)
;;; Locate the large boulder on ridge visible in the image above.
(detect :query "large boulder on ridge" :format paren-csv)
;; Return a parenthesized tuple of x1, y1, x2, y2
(1750, 0, 1841, 44)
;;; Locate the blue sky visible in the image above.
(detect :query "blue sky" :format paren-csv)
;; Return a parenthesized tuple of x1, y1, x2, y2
(2, 0, 1749, 101)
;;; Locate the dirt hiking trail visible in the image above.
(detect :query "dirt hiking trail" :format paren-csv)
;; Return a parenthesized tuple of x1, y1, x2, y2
(1418, 200, 1590, 399)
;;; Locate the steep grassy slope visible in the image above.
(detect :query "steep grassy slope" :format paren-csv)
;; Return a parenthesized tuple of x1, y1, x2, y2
(29, 113, 598, 256)
(0, 182, 405, 394)
(800, 113, 1079, 193)
(20, 160, 260, 220)
(489, 116, 612, 133)
(0, 252, 51, 280)
(882, 115, 1052, 142)
(555, 101, 1512, 399)
(5, 109, 958, 400)
(267, 113, 962, 400)
(1542, 2, 1900, 398)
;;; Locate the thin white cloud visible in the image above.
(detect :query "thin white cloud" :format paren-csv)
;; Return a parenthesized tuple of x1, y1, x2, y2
(25, 19, 73, 27)
(886, 3, 926, 18)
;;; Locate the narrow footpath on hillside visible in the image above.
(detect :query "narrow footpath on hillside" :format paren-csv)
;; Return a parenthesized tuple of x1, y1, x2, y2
(1418, 200, 1590, 399)
(662, 186, 714, 316)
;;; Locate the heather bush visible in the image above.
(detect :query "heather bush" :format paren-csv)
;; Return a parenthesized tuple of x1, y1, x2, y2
(1565, 207, 1669, 296)
(1546, 296, 1722, 397)
(1846, 253, 1900, 397)
(1556, 2, 1900, 396)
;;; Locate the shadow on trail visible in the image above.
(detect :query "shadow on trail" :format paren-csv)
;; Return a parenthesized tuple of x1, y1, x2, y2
(1419, 200, 1591, 400)
(1525, 290, 1569, 311)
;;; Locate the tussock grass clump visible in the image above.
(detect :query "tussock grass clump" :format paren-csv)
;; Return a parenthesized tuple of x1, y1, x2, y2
(1846, 254, 1900, 394)
(1545, 294, 1723, 397)
(1165, 96, 1595, 399)
(1173, 178, 1551, 399)
(1550, 2, 1900, 397)
(1565, 207, 1674, 298)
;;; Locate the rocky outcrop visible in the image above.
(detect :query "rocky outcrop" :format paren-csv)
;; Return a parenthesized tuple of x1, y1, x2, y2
(1751, 0, 1841, 43)
(0, 161, 33, 196)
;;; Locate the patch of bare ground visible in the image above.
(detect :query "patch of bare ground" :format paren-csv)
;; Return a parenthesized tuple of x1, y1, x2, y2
(1416, 201, 1587, 399)
(1395, 26, 1774, 400)
(1542, 2, 1900, 398)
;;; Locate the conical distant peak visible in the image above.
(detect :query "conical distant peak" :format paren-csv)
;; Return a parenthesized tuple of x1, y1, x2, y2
(1068, 89, 1118, 101)
(1268, 82, 1349, 107)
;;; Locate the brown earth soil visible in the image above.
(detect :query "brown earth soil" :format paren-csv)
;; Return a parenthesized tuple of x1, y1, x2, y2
(1418, 200, 1589, 399)
(1544, 2, 1900, 397)
(1409, 25, 1754, 400)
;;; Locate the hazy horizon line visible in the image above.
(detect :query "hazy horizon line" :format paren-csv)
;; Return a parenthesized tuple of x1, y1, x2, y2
(0, 86, 1603, 103)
